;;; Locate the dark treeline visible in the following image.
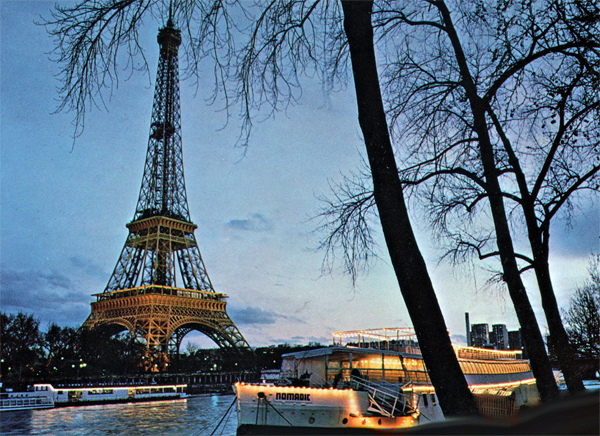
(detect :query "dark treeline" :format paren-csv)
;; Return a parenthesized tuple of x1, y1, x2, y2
(3, 275, 597, 388)
(0, 312, 322, 388)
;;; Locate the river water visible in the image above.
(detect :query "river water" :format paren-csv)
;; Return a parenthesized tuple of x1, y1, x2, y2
(1, 395, 237, 436)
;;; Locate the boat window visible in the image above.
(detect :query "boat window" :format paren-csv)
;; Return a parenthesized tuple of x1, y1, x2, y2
(423, 394, 428, 407)
(431, 394, 437, 406)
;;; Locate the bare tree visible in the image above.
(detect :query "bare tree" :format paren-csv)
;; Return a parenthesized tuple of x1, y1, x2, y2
(43, 0, 479, 416)
(318, 0, 573, 400)
(317, 167, 377, 282)
(340, 0, 478, 415)
(367, 0, 597, 395)
(563, 256, 600, 362)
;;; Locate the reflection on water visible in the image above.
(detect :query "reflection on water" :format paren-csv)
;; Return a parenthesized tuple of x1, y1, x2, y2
(0, 395, 237, 436)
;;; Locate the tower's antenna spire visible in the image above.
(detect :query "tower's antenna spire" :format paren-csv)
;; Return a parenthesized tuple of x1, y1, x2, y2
(168, 0, 174, 27)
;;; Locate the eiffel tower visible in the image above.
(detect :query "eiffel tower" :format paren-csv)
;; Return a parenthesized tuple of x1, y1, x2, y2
(83, 17, 251, 368)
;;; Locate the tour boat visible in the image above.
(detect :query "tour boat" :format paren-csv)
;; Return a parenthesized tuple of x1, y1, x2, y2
(1, 390, 55, 412)
(235, 328, 540, 435)
(4, 383, 188, 408)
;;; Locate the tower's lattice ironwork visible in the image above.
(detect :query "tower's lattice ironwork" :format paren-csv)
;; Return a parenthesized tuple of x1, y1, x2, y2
(83, 18, 250, 364)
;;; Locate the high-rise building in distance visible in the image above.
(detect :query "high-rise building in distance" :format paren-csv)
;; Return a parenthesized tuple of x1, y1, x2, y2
(491, 324, 509, 350)
(471, 323, 489, 348)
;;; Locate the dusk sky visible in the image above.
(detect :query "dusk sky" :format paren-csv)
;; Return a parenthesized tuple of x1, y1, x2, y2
(1, 1, 598, 349)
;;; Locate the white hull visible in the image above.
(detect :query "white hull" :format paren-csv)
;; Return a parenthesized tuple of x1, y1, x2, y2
(235, 341, 541, 434)
(1, 392, 55, 412)
(21, 384, 187, 407)
(235, 383, 424, 433)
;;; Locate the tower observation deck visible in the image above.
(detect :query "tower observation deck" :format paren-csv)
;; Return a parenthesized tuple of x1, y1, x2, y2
(82, 18, 251, 369)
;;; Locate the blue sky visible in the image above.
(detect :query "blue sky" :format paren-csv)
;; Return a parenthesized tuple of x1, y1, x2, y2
(1, 1, 598, 349)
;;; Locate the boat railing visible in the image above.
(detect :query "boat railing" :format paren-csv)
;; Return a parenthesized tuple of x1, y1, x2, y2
(350, 375, 414, 417)
(277, 371, 329, 388)
(309, 373, 331, 388)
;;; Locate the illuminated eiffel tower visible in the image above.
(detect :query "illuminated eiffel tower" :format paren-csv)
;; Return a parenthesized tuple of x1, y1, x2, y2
(83, 17, 250, 368)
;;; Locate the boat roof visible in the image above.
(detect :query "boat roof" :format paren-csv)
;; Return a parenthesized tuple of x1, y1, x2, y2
(281, 346, 423, 360)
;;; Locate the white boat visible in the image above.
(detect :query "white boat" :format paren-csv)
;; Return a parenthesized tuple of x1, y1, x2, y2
(235, 328, 540, 435)
(11, 383, 188, 407)
(0, 390, 55, 412)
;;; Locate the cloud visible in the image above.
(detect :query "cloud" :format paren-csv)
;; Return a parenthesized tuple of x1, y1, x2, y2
(226, 213, 273, 232)
(229, 306, 280, 325)
(450, 333, 468, 346)
(0, 268, 88, 317)
(1, 268, 72, 292)
(68, 255, 108, 279)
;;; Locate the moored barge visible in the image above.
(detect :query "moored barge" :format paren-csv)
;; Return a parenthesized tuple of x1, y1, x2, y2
(235, 328, 540, 434)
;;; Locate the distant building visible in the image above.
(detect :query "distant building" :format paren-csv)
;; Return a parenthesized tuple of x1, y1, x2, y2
(491, 324, 509, 350)
(471, 323, 489, 348)
(508, 329, 528, 358)
(508, 329, 523, 350)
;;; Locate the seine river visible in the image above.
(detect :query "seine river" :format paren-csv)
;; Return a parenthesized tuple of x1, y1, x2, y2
(1, 395, 237, 436)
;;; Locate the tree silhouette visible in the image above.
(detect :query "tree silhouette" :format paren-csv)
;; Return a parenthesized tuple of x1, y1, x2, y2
(381, 0, 597, 394)
(563, 256, 600, 361)
(320, 0, 598, 395)
(1, 312, 44, 382)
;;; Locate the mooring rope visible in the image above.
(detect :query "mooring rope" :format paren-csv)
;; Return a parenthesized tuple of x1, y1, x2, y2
(218, 403, 233, 436)
(207, 396, 237, 436)
(262, 395, 294, 427)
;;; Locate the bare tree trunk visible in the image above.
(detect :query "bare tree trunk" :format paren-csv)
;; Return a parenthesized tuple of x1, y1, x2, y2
(340, 0, 478, 417)
(527, 220, 585, 392)
(502, 113, 585, 393)
(434, 0, 558, 402)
